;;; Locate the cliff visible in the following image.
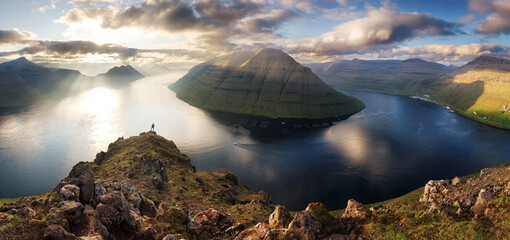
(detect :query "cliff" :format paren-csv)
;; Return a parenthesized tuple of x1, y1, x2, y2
(170, 48, 365, 119)
(1, 133, 509, 239)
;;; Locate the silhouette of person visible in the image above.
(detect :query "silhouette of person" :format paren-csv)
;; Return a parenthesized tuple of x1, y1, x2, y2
(150, 123, 155, 132)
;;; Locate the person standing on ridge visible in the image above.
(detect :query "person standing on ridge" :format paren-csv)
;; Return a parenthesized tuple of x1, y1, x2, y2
(150, 123, 155, 132)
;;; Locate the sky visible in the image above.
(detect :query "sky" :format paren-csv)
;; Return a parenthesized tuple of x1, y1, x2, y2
(1, 0, 510, 74)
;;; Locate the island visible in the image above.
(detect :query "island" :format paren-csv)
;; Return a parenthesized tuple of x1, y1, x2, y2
(169, 48, 365, 120)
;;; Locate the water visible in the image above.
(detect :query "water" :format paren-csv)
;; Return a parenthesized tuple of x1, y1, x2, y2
(0, 72, 509, 210)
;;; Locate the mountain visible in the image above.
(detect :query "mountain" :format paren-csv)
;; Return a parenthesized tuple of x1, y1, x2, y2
(1, 132, 510, 239)
(310, 58, 452, 95)
(170, 48, 365, 119)
(0, 58, 144, 107)
(437, 55, 510, 128)
(94, 65, 144, 87)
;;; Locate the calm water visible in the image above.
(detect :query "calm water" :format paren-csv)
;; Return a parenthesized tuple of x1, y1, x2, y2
(0, 72, 509, 210)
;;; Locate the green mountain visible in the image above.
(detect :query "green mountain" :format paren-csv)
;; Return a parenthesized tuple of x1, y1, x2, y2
(0, 58, 144, 107)
(1, 132, 510, 239)
(170, 48, 365, 119)
(437, 55, 510, 128)
(310, 58, 452, 95)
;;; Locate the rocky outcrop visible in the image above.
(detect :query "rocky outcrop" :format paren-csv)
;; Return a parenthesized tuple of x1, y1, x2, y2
(342, 199, 368, 219)
(268, 205, 291, 229)
(471, 189, 496, 218)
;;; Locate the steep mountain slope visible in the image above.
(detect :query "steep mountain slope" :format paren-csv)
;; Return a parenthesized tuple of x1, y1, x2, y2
(1, 132, 510, 239)
(170, 48, 364, 119)
(310, 58, 452, 95)
(0, 58, 144, 107)
(437, 55, 510, 128)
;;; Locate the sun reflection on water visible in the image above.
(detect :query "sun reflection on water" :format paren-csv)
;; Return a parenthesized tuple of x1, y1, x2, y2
(73, 87, 122, 149)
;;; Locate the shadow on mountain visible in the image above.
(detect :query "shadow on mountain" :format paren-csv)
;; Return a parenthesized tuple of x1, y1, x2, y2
(437, 80, 484, 111)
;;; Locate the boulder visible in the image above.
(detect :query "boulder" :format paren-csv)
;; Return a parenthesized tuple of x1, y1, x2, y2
(77, 235, 103, 240)
(269, 205, 291, 229)
(79, 171, 95, 204)
(162, 235, 179, 240)
(471, 189, 495, 217)
(93, 183, 106, 207)
(95, 191, 131, 228)
(139, 195, 157, 218)
(342, 199, 369, 219)
(129, 192, 142, 209)
(43, 224, 77, 240)
(58, 201, 85, 224)
(287, 211, 322, 240)
(60, 184, 80, 202)
(192, 208, 233, 239)
(452, 177, 461, 186)
(234, 223, 270, 240)
(419, 180, 448, 203)
(16, 207, 36, 218)
(47, 207, 70, 230)
(505, 181, 510, 196)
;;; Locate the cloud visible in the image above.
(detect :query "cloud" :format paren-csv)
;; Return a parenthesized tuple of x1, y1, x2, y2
(36, 0, 58, 13)
(469, 0, 510, 36)
(0, 39, 207, 63)
(0, 29, 36, 45)
(57, 0, 299, 50)
(283, 7, 463, 56)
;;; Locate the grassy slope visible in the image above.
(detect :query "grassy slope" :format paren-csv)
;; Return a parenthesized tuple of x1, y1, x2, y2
(437, 69, 510, 128)
(170, 49, 365, 119)
(341, 163, 510, 239)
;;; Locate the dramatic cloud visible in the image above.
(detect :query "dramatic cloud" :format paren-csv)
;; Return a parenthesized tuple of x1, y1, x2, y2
(0, 40, 206, 62)
(0, 29, 36, 45)
(469, 0, 510, 36)
(57, 0, 300, 50)
(283, 7, 463, 56)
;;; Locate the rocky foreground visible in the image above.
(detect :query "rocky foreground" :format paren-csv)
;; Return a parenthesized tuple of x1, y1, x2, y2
(1, 132, 510, 239)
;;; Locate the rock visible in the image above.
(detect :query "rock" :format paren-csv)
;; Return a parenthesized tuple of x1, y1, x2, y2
(135, 226, 161, 240)
(471, 189, 496, 217)
(162, 235, 178, 240)
(95, 191, 131, 228)
(287, 211, 322, 240)
(342, 199, 369, 219)
(43, 224, 77, 240)
(139, 194, 157, 218)
(77, 235, 103, 240)
(268, 205, 291, 229)
(192, 208, 233, 239)
(234, 223, 270, 240)
(93, 183, 106, 206)
(452, 177, 461, 186)
(265, 229, 289, 240)
(127, 210, 142, 231)
(427, 202, 456, 215)
(58, 201, 85, 224)
(16, 207, 36, 218)
(79, 171, 95, 204)
(60, 184, 80, 202)
(47, 208, 70, 230)
(94, 151, 106, 165)
(129, 192, 142, 209)
(505, 181, 510, 196)
(156, 203, 189, 228)
(419, 180, 448, 203)
(480, 168, 489, 178)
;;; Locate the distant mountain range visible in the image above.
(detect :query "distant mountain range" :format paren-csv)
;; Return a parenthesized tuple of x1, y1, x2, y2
(0, 57, 144, 107)
(170, 48, 365, 119)
(308, 58, 452, 95)
(309, 55, 510, 128)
